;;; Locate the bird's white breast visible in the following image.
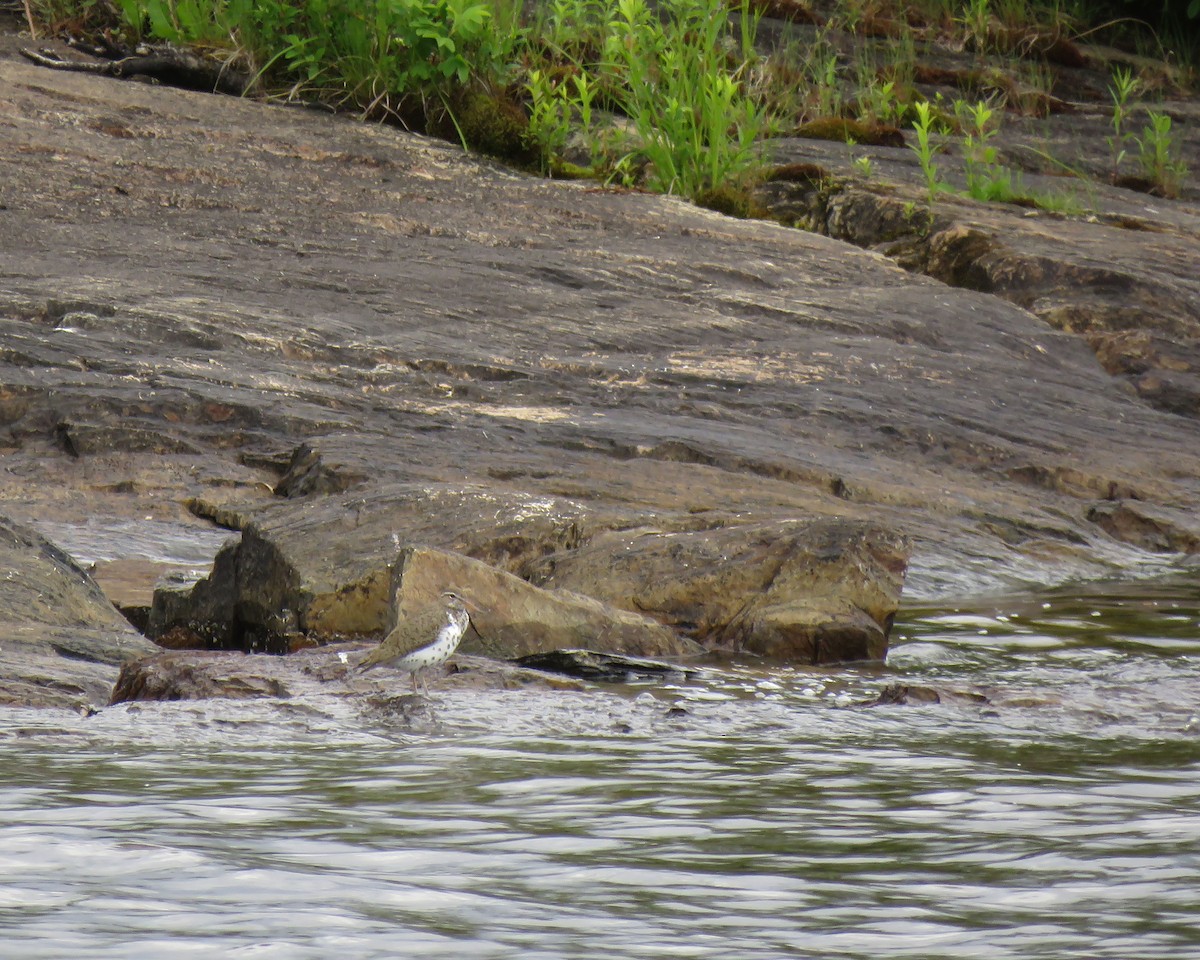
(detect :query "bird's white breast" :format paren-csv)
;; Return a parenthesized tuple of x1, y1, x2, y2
(396, 611, 467, 669)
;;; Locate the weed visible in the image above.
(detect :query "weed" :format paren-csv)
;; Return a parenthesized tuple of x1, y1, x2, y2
(955, 97, 1018, 201)
(601, 0, 768, 197)
(958, 0, 992, 53)
(526, 69, 573, 171)
(1135, 110, 1188, 197)
(909, 100, 944, 205)
(1106, 65, 1140, 181)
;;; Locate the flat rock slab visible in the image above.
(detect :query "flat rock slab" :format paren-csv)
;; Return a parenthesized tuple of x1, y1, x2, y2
(109, 647, 585, 704)
(2, 25, 1200, 685)
(512, 649, 699, 683)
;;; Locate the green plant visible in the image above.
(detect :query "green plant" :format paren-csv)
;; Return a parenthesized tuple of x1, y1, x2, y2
(955, 97, 1019, 201)
(1028, 186, 1086, 215)
(600, 0, 768, 197)
(853, 154, 874, 178)
(856, 68, 901, 126)
(526, 69, 573, 170)
(909, 100, 944, 205)
(1106, 65, 1140, 181)
(958, 0, 992, 52)
(1135, 109, 1188, 197)
(108, 0, 515, 132)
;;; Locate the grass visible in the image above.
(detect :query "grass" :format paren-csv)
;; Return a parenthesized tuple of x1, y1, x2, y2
(21, 0, 1191, 213)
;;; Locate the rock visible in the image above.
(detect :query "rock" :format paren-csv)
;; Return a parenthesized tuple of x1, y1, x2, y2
(756, 133, 1200, 424)
(1089, 330, 1200, 417)
(148, 482, 618, 650)
(512, 649, 699, 682)
(1086, 501, 1200, 554)
(859, 683, 990, 706)
(109, 647, 582, 704)
(392, 545, 700, 658)
(529, 519, 907, 663)
(4, 21, 1200, 695)
(0, 514, 156, 709)
(149, 528, 698, 659)
(110, 648, 294, 703)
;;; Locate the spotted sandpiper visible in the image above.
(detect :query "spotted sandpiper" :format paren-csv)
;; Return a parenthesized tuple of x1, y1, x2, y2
(356, 591, 471, 694)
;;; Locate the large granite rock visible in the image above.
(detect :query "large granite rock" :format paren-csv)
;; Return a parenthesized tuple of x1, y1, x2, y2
(0, 514, 156, 708)
(529, 519, 906, 662)
(390, 545, 699, 659)
(1, 21, 1199, 700)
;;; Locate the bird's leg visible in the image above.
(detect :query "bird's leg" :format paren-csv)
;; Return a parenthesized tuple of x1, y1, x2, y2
(410, 671, 420, 696)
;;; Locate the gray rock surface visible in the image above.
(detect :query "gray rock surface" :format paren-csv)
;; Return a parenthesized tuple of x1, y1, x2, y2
(109, 647, 585, 704)
(0, 514, 156, 708)
(2, 20, 1199, 702)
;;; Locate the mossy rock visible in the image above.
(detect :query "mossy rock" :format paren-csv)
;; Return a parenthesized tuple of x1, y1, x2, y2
(765, 162, 831, 185)
(450, 87, 539, 167)
(795, 117, 906, 148)
(693, 185, 754, 218)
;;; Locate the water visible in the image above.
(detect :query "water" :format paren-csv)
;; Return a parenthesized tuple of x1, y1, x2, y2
(3, 579, 1200, 958)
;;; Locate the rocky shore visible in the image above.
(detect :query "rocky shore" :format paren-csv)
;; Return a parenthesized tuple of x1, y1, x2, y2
(1, 13, 1197, 710)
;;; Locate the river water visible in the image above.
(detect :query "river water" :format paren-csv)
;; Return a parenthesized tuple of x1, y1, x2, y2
(3, 578, 1200, 958)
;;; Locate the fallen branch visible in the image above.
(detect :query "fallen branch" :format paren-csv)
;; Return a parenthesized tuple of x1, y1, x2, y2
(19, 41, 250, 96)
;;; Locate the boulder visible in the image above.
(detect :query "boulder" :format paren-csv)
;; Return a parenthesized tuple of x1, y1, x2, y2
(146, 482, 623, 651)
(530, 519, 907, 663)
(0, 514, 156, 709)
(390, 545, 699, 658)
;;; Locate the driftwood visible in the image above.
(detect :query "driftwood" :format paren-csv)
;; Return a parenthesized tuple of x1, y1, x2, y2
(20, 38, 250, 96)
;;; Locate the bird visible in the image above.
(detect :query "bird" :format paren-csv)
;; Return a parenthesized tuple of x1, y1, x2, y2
(356, 591, 471, 695)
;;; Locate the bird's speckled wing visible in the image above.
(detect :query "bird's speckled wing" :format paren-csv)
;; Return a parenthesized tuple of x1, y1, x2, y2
(357, 602, 444, 669)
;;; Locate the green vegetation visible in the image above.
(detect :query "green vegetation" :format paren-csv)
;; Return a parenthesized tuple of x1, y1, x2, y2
(21, 0, 1192, 216)
(909, 100, 945, 206)
(1135, 109, 1189, 198)
(528, 0, 770, 196)
(1105, 64, 1189, 197)
(1106, 65, 1140, 181)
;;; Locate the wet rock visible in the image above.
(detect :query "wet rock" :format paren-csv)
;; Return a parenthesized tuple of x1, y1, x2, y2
(756, 136, 1200, 425)
(109, 646, 582, 703)
(512, 649, 699, 682)
(4, 23, 1200, 687)
(0, 514, 156, 709)
(1086, 501, 1200, 554)
(530, 519, 906, 663)
(391, 545, 700, 659)
(148, 482, 616, 650)
(860, 683, 991, 706)
(110, 649, 293, 703)
(1089, 330, 1200, 417)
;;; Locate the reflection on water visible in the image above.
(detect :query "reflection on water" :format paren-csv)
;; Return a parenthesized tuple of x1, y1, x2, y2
(2, 578, 1200, 959)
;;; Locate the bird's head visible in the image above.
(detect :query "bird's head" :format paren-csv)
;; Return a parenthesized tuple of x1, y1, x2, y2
(441, 590, 481, 613)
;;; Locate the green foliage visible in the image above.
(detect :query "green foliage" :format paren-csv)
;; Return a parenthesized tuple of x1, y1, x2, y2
(526, 0, 769, 198)
(909, 100, 945, 205)
(958, 0, 993, 53)
(113, 0, 513, 124)
(1106, 66, 1140, 181)
(955, 97, 1017, 202)
(604, 0, 767, 195)
(1135, 109, 1188, 197)
(25, 0, 1188, 218)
